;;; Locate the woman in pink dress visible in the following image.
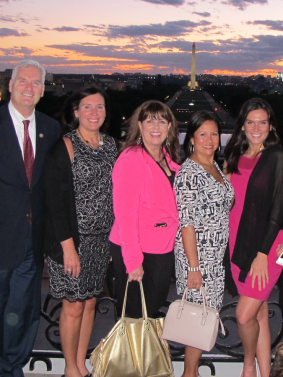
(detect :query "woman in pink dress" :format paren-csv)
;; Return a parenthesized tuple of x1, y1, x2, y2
(224, 98, 283, 377)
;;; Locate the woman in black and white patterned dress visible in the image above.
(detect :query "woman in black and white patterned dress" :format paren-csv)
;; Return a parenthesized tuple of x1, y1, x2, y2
(44, 86, 117, 377)
(174, 111, 234, 377)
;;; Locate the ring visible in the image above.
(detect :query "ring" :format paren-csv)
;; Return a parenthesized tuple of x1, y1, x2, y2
(67, 268, 71, 272)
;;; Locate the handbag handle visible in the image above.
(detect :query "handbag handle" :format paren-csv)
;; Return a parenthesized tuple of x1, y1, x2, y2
(180, 286, 225, 336)
(180, 286, 208, 315)
(121, 280, 148, 322)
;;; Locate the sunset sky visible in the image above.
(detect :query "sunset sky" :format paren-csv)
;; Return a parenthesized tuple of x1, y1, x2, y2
(0, 0, 283, 76)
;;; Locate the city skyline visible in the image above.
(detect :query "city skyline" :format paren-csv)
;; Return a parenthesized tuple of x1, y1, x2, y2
(0, 0, 283, 76)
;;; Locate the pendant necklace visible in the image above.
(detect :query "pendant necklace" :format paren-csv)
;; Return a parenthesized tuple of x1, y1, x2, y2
(77, 128, 103, 154)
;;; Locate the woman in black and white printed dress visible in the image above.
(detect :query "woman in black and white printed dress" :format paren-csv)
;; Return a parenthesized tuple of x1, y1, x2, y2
(44, 86, 117, 377)
(174, 111, 234, 377)
(47, 130, 116, 302)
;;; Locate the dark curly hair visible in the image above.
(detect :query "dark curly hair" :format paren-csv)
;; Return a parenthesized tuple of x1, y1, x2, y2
(121, 100, 181, 164)
(224, 97, 280, 174)
(61, 85, 111, 133)
(183, 110, 221, 159)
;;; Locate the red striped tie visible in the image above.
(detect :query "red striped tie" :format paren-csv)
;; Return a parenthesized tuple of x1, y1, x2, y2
(23, 120, 34, 187)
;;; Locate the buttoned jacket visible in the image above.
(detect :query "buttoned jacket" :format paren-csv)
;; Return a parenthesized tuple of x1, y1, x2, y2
(110, 146, 180, 273)
(0, 103, 60, 269)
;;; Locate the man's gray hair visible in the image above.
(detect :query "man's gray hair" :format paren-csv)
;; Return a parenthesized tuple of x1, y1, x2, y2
(11, 60, 46, 85)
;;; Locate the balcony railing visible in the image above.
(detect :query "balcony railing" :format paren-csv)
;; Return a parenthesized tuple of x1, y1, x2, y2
(28, 293, 283, 376)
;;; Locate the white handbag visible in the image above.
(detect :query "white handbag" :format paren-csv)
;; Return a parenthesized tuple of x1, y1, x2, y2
(162, 287, 225, 351)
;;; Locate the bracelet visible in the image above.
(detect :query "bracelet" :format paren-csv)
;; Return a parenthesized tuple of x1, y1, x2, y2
(188, 266, 200, 272)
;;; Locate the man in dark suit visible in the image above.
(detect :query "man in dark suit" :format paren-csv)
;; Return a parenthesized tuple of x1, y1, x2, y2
(0, 60, 60, 377)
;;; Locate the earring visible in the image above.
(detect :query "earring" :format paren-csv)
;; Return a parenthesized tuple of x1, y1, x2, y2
(189, 144, 194, 154)
(215, 146, 221, 154)
(137, 134, 142, 145)
(166, 136, 170, 147)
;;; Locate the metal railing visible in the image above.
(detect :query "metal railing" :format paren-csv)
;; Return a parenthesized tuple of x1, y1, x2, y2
(29, 294, 283, 375)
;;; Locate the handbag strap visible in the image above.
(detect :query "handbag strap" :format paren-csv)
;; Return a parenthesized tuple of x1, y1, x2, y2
(219, 317, 225, 336)
(181, 286, 225, 336)
(181, 286, 208, 314)
(121, 280, 148, 322)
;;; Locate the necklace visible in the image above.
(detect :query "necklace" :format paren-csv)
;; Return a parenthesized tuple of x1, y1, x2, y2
(77, 128, 103, 154)
(151, 152, 165, 164)
(156, 155, 165, 164)
(245, 144, 264, 158)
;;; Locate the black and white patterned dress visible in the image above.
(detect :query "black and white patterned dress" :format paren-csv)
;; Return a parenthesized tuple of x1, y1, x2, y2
(174, 159, 234, 311)
(47, 131, 118, 302)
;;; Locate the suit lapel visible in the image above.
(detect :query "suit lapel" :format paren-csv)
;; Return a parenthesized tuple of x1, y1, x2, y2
(1, 105, 28, 185)
(32, 112, 46, 187)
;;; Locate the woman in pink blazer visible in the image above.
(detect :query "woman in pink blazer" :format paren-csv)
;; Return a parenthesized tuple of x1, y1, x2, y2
(110, 100, 181, 318)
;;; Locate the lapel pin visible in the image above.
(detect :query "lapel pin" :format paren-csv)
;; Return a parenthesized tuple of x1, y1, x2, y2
(39, 133, 44, 138)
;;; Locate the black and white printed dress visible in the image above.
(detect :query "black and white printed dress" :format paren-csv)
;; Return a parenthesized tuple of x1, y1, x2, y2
(47, 131, 118, 302)
(174, 159, 234, 311)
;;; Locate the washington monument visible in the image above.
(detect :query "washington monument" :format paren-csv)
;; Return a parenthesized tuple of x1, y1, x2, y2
(188, 42, 198, 89)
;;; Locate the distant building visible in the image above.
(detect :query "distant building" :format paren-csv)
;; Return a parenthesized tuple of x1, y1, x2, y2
(0, 67, 281, 100)
(98, 79, 126, 91)
(45, 73, 54, 82)
(0, 69, 12, 101)
(0, 69, 12, 80)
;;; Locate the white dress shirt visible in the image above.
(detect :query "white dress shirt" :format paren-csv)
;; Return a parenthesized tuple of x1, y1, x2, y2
(8, 101, 36, 158)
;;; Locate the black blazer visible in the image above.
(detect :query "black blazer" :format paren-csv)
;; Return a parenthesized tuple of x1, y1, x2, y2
(231, 145, 283, 282)
(44, 138, 80, 265)
(0, 103, 60, 269)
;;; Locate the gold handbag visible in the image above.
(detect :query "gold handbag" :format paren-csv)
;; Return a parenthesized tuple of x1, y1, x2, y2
(90, 280, 174, 377)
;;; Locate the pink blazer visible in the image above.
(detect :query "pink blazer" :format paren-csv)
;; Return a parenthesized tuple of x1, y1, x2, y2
(109, 147, 180, 273)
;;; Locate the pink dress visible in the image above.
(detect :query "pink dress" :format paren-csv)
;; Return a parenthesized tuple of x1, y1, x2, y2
(229, 155, 283, 300)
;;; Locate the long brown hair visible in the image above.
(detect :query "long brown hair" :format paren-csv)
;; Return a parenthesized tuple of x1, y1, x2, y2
(224, 97, 280, 174)
(121, 100, 181, 164)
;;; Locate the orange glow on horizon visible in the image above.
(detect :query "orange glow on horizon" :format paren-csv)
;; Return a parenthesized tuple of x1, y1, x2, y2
(205, 69, 279, 77)
(48, 63, 106, 67)
(174, 68, 185, 74)
(36, 50, 136, 63)
(113, 64, 154, 71)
